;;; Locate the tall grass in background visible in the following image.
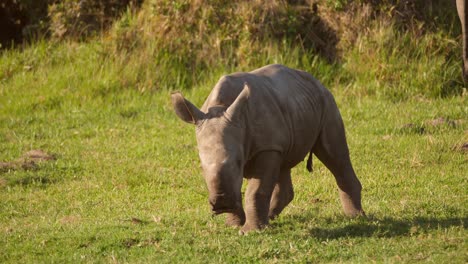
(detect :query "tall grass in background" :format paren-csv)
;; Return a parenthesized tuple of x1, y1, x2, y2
(342, 20, 462, 100)
(1, 0, 464, 101)
(95, 0, 462, 99)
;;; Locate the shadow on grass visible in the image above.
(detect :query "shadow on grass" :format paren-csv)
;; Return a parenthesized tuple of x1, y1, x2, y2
(269, 210, 466, 239)
(306, 215, 467, 240)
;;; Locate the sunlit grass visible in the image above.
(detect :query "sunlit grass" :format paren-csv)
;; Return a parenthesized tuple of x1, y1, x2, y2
(0, 19, 467, 263)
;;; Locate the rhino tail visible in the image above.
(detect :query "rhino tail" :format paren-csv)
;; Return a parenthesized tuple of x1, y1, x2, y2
(306, 150, 313, 173)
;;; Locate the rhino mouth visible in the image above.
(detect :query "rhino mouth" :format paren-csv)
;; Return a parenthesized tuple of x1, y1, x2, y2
(211, 203, 244, 216)
(210, 197, 242, 215)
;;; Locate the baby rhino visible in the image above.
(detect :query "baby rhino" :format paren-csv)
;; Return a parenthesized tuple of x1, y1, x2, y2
(171, 64, 364, 234)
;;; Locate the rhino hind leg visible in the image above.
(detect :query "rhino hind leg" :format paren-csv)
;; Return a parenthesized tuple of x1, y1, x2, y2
(312, 112, 365, 217)
(268, 169, 294, 220)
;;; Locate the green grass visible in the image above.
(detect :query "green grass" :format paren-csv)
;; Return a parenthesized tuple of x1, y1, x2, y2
(1, 36, 467, 263)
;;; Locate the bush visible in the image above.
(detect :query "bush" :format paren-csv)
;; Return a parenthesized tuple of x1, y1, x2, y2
(48, 0, 142, 40)
(0, 0, 49, 48)
(0, 0, 141, 48)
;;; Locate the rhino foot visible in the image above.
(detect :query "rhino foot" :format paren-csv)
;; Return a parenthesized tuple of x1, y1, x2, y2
(339, 188, 365, 218)
(225, 211, 245, 227)
(238, 222, 267, 235)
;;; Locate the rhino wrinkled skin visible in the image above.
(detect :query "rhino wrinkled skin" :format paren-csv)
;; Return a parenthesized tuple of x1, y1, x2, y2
(172, 64, 364, 234)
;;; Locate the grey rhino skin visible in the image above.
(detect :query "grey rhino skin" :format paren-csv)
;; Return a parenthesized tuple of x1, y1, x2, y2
(457, 0, 468, 81)
(172, 64, 364, 234)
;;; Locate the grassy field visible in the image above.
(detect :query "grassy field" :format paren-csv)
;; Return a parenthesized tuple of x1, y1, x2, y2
(1, 0, 468, 259)
(0, 37, 466, 263)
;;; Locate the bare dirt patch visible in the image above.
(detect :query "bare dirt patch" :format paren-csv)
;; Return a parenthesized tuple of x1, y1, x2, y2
(0, 149, 56, 173)
(400, 117, 463, 135)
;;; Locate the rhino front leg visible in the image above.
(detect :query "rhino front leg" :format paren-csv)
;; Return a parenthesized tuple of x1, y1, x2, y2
(313, 108, 365, 217)
(241, 151, 282, 234)
(268, 168, 294, 220)
(225, 209, 245, 227)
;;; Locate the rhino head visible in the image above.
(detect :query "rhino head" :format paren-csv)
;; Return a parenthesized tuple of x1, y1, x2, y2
(171, 85, 250, 215)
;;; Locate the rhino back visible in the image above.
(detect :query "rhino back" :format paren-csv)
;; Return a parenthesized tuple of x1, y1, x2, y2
(203, 64, 333, 168)
(251, 64, 330, 167)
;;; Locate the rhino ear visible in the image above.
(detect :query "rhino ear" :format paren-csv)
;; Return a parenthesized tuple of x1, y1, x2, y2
(171, 92, 205, 124)
(225, 83, 250, 122)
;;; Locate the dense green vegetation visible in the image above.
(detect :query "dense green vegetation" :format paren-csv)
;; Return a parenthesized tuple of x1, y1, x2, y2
(1, 0, 467, 262)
